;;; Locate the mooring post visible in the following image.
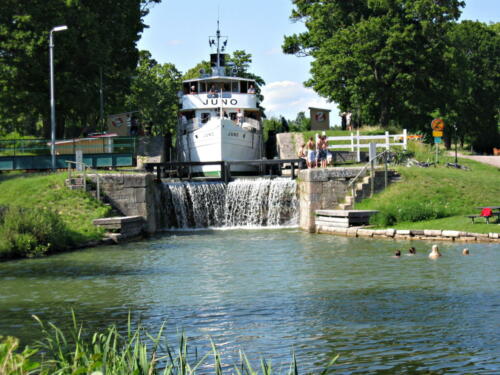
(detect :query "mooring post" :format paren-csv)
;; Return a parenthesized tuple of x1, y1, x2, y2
(291, 161, 295, 179)
(225, 162, 231, 184)
(156, 165, 161, 181)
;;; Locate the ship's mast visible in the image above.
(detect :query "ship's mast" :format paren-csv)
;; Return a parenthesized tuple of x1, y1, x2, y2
(209, 21, 227, 75)
(216, 20, 221, 70)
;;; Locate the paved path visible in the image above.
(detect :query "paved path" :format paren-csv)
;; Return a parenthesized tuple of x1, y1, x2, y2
(452, 152, 500, 168)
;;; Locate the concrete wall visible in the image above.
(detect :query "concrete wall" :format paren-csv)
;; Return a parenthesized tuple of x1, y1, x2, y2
(91, 173, 165, 233)
(297, 168, 388, 232)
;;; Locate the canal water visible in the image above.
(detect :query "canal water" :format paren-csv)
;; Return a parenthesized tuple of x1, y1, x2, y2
(0, 230, 499, 374)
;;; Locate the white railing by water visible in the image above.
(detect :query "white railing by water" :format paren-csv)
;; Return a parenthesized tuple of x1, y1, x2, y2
(323, 129, 407, 162)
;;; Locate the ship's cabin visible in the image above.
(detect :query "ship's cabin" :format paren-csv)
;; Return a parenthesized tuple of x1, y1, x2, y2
(181, 77, 257, 96)
(180, 76, 261, 131)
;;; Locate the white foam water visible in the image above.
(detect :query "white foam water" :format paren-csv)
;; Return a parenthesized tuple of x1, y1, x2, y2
(162, 178, 298, 229)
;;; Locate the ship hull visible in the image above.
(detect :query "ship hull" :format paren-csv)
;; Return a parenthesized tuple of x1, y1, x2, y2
(180, 118, 262, 175)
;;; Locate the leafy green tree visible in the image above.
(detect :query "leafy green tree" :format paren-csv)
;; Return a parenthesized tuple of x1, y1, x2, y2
(441, 21, 500, 153)
(125, 51, 182, 136)
(183, 61, 211, 80)
(289, 112, 310, 132)
(0, 0, 160, 138)
(283, 0, 464, 130)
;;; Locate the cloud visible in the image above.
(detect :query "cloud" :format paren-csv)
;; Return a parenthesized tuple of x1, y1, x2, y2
(166, 39, 183, 46)
(261, 81, 340, 123)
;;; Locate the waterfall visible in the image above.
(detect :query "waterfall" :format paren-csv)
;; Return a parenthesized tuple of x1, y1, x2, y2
(161, 178, 298, 229)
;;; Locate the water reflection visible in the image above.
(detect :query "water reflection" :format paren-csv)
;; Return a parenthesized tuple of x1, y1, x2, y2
(0, 230, 498, 374)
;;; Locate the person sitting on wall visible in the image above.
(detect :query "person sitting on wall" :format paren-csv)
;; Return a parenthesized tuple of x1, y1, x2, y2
(297, 143, 306, 160)
(247, 84, 256, 94)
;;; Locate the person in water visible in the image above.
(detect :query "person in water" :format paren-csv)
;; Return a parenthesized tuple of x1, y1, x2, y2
(394, 250, 401, 257)
(462, 248, 470, 255)
(408, 247, 416, 255)
(429, 245, 441, 259)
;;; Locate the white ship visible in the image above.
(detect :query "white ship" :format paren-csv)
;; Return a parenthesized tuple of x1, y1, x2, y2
(176, 23, 263, 176)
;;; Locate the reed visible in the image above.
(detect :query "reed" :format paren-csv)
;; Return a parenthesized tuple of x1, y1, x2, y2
(0, 313, 338, 375)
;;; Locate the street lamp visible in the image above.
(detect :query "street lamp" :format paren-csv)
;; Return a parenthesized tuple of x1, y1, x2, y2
(49, 25, 68, 171)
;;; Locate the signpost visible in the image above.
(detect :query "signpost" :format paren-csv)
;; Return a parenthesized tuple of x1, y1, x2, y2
(431, 118, 445, 164)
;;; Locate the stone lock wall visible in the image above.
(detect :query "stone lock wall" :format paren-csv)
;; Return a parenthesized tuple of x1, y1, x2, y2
(297, 167, 390, 232)
(298, 168, 363, 232)
(90, 173, 164, 233)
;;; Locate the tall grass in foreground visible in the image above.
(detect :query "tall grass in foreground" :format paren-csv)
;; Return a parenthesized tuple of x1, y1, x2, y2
(0, 314, 338, 375)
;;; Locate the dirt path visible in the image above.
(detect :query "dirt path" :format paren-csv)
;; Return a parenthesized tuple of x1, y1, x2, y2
(452, 153, 500, 168)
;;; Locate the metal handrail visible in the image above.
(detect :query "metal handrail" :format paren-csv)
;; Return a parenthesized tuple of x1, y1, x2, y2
(347, 149, 391, 208)
(66, 160, 101, 201)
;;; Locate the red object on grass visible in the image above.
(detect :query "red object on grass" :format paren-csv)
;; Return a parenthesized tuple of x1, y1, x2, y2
(480, 208, 493, 217)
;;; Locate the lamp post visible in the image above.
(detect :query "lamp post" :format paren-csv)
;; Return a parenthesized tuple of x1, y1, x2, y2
(49, 25, 68, 171)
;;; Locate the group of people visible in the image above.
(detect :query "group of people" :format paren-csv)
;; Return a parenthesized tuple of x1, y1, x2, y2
(393, 245, 470, 259)
(298, 135, 331, 168)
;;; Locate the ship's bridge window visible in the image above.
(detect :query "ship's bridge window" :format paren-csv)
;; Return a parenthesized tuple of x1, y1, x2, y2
(199, 82, 207, 93)
(231, 81, 239, 93)
(240, 81, 248, 93)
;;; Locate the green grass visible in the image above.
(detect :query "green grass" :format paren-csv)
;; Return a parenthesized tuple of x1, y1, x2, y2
(0, 172, 110, 252)
(0, 314, 339, 375)
(356, 142, 500, 233)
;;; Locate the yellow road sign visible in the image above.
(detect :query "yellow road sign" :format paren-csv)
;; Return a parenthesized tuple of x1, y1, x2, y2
(432, 130, 443, 137)
(431, 118, 445, 131)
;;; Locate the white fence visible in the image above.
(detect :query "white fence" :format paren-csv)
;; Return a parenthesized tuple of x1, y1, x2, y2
(320, 129, 407, 162)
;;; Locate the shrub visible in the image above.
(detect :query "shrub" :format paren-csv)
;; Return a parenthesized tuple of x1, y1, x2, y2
(370, 201, 449, 227)
(0, 206, 73, 259)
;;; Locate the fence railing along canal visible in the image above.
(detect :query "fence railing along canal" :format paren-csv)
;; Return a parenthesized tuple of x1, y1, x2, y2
(0, 136, 137, 170)
(321, 129, 407, 162)
(146, 158, 306, 182)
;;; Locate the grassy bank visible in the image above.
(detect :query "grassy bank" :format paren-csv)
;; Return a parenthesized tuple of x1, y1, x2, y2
(356, 143, 500, 233)
(0, 172, 110, 259)
(0, 315, 338, 375)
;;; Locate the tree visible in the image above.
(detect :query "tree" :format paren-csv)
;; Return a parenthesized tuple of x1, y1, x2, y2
(125, 51, 182, 136)
(283, 0, 464, 130)
(441, 21, 500, 153)
(0, 0, 160, 138)
(183, 61, 211, 80)
(289, 112, 310, 132)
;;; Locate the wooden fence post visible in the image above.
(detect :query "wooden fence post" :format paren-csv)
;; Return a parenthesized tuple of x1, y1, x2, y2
(356, 130, 361, 162)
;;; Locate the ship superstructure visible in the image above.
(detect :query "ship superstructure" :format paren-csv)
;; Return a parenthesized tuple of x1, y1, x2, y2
(177, 22, 262, 175)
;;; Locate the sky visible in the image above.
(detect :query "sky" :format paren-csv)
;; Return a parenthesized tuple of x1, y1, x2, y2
(138, 0, 499, 125)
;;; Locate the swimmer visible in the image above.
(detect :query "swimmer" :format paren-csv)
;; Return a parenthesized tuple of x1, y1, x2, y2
(462, 248, 470, 255)
(428, 244, 441, 259)
(408, 247, 416, 255)
(393, 250, 401, 258)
